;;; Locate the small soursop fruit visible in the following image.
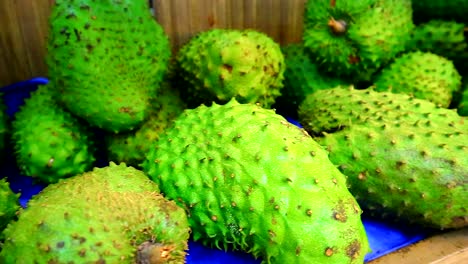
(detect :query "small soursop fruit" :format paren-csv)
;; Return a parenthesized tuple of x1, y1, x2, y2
(11, 84, 96, 184)
(0, 178, 20, 234)
(373, 51, 462, 107)
(303, 0, 414, 82)
(316, 120, 468, 229)
(143, 99, 370, 263)
(0, 162, 190, 263)
(46, 0, 171, 133)
(106, 83, 186, 168)
(298, 86, 467, 135)
(273, 43, 349, 116)
(175, 29, 285, 108)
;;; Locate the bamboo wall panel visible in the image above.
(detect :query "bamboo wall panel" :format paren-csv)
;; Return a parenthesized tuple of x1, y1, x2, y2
(0, 0, 306, 87)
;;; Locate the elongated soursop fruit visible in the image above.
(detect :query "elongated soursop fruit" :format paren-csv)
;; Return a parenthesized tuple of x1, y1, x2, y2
(0, 178, 20, 234)
(373, 51, 462, 107)
(46, 0, 171, 133)
(316, 120, 468, 229)
(11, 84, 96, 184)
(143, 99, 370, 264)
(174, 29, 285, 108)
(303, 0, 414, 82)
(106, 84, 186, 168)
(0, 162, 190, 263)
(298, 86, 467, 135)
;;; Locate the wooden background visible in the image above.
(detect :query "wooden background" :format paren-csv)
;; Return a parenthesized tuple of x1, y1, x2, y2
(0, 0, 306, 87)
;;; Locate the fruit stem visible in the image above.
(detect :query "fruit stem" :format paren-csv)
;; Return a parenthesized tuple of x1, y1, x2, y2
(328, 17, 347, 35)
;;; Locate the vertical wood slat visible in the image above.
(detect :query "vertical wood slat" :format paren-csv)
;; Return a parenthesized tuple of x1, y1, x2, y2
(0, 0, 305, 87)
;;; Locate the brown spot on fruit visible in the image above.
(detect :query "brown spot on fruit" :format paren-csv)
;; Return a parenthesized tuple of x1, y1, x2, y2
(325, 247, 334, 256)
(346, 240, 361, 260)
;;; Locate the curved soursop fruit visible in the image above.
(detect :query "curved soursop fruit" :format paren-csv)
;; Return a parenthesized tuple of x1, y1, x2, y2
(303, 0, 414, 82)
(12, 84, 96, 184)
(106, 83, 186, 168)
(317, 120, 468, 229)
(0, 162, 190, 263)
(0, 178, 20, 234)
(273, 43, 349, 115)
(46, 0, 171, 133)
(298, 86, 467, 135)
(143, 99, 370, 264)
(373, 51, 462, 108)
(175, 29, 285, 108)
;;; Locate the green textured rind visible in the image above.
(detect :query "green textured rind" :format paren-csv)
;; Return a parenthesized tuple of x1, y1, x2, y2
(143, 99, 369, 264)
(0, 162, 190, 263)
(316, 121, 468, 229)
(0, 179, 20, 234)
(11, 85, 96, 184)
(106, 84, 187, 168)
(175, 29, 285, 108)
(405, 20, 468, 66)
(373, 51, 462, 108)
(303, 0, 414, 81)
(412, 0, 468, 24)
(46, 0, 171, 133)
(298, 86, 467, 135)
(458, 85, 468, 116)
(274, 44, 349, 110)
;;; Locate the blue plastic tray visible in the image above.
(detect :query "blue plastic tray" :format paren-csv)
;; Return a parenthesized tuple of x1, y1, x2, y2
(0, 78, 431, 263)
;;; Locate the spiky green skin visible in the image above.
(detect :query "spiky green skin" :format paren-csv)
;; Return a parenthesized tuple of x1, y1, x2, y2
(303, 0, 414, 82)
(298, 86, 467, 136)
(11, 85, 96, 184)
(274, 44, 349, 112)
(0, 179, 20, 234)
(373, 51, 462, 108)
(106, 84, 186, 168)
(316, 121, 468, 229)
(46, 0, 171, 133)
(0, 162, 190, 263)
(406, 20, 468, 67)
(412, 0, 468, 24)
(143, 99, 369, 264)
(175, 29, 285, 108)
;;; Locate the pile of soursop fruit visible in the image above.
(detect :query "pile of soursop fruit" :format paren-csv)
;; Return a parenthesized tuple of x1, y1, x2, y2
(0, 0, 467, 263)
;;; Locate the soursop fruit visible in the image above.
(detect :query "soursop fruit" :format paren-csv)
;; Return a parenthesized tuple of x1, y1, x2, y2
(316, 120, 468, 229)
(174, 29, 285, 108)
(303, 0, 414, 82)
(106, 83, 186, 168)
(298, 86, 467, 135)
(458, 82, 468, 116)
(143, 99, 370, 264)
(0, 162, 190, 263)
(46, 0, 171, 133)
(273, 43, 349, 116)
(11, 84, 96, 184)
(373, 51, 462, 108)
(0, 178, 20, 234)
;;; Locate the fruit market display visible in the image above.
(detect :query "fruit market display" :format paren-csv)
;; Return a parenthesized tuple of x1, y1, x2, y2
(0, 0, 467, 263)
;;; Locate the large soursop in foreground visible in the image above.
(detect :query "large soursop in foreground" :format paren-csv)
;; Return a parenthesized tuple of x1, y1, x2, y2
(143, 99, 369, 264)
(46, 0, 171, 133)
(175, 29, 285, 108)
(0, 162, 190, 263)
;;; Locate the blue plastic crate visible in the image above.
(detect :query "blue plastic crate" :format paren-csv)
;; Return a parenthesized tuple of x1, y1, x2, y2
(0, 78, 431, 263)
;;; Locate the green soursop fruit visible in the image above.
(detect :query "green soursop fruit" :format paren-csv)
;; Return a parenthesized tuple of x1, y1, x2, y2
(316, 120, 468, 229)
(273, 44, 349, 115)
(143, 99, 370, 263)
(298, 86, 467, 135)
(0, 178, 20, 234)
(458, 84, 468, 116)
(373, 51, 462, 108)
(175, 29, 285, 108)
(405, 20, 468, 70)
(46, 0, 171, 133)
(0, 162, 190, 263)
(303, 0, 414, 82)
(106, 83, 186, 168)
(11, 84, 96, 184)
(412, 0, 468, 24)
